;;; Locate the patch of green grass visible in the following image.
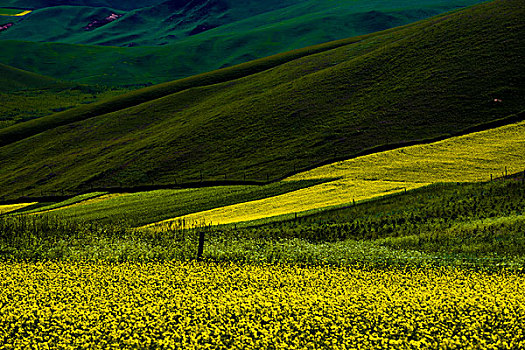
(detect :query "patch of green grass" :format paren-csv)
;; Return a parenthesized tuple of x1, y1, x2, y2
(0, 8, 26, 16)
(0, 0, 523, 200)
(12, 192, 108, 215)
(226, 180, 525, 258)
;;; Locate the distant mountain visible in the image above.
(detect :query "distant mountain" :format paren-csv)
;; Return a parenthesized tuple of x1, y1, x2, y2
(0, 0, 523, 199)
(0, 0, 484, 85)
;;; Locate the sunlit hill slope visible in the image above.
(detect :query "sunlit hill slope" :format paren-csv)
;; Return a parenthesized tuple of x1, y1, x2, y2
(0, 0, 523, 200)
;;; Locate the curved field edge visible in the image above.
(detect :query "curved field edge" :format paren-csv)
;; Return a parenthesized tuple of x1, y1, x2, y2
(145, 120, 525, 229)
(0, 9, 31, 16)
(21, 180, 327, 227)
(0, 203, 37, 215)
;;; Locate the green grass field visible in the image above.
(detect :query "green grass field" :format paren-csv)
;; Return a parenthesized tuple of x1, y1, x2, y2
(0, 0, 483, 85)
(0, 0, 523, 201)
(2, 174, 524, 267)
(10, 118, 523, 231)
(2, 1, 524, 349)
(0, 63, 129, 128)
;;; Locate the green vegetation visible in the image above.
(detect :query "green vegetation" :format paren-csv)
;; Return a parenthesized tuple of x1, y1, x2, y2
(0, 62, 57, 90)
(8, 180, 326, 226)
(0, 63, 128, 128)
(0, 8, 25, 16)
(0, 0, 523, 200)
(0, 0, 483, 85)
(225, 180, 525, 257)
(16, 192, 108, 214)
(2, 179, 524, 268)
(159, 119, 525, 228)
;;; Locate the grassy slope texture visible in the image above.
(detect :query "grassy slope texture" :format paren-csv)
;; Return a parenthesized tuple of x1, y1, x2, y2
(0, 0, 523, 200)
(0, 63, 127, 128)
(0, 0, 484, 85)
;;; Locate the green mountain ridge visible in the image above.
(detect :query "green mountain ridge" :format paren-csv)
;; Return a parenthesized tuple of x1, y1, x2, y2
(0, 0, 484, 85)
(0, 0, 523, 200)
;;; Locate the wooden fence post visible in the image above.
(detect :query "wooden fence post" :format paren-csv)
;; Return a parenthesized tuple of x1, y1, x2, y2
(197, 230, 205, 261)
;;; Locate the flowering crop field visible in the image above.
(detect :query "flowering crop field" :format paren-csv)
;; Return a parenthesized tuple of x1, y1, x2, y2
(1, 261, 524, 349)
(0, 202, 36, 215)
(148, 120, 525, 228)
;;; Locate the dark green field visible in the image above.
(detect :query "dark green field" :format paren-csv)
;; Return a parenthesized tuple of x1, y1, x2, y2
(0, 0, 523, 201)
(0, 0, 484, 85)
(0, 8, 25, 15)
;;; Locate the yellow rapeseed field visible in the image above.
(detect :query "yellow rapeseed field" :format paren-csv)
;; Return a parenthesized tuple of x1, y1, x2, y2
(32, 193, 124, 215)
(0, 202, 36, 215)
(1, 261, 523, 349)
(148, 121, 525, 228)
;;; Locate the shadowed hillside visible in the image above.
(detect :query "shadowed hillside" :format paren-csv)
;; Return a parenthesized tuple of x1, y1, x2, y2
(0, 0, 523, 200)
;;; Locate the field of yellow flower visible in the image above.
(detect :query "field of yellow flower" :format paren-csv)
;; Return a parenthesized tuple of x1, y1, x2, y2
(149, 120, 525, 228)
(1, 261, 523, 349)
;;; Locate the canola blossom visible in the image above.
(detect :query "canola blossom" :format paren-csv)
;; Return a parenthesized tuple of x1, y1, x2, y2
(0, 202, 36, 215)
(1, 261, 524, 349)
(148, 120, 525, 228)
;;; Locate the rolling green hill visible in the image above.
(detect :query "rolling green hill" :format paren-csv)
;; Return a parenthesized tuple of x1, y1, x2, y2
(0, 0, 484, 85)
(0, 62, 58, 90)
(0, 63, 128, 128)
(0, 0, 523, 200)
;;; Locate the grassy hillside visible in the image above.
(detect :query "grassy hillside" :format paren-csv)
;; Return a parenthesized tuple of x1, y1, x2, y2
(148, 119, 525, 228)
(0, 63, 128, 128)
(0, 0, 523, 200)
(11, 180, 324, 227)
(12, 118, 524, 229)
(203, 179, 525, 264)
(0, 0, 484, 85)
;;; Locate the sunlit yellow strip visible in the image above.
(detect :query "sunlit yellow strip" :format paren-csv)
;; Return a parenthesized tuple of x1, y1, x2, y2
(145, 120, 525, 230)
(33, 193, 123, 215)
(144, 180, 429, 228)
(0, 10, 32, 16)
(0, 202, 37, 215)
